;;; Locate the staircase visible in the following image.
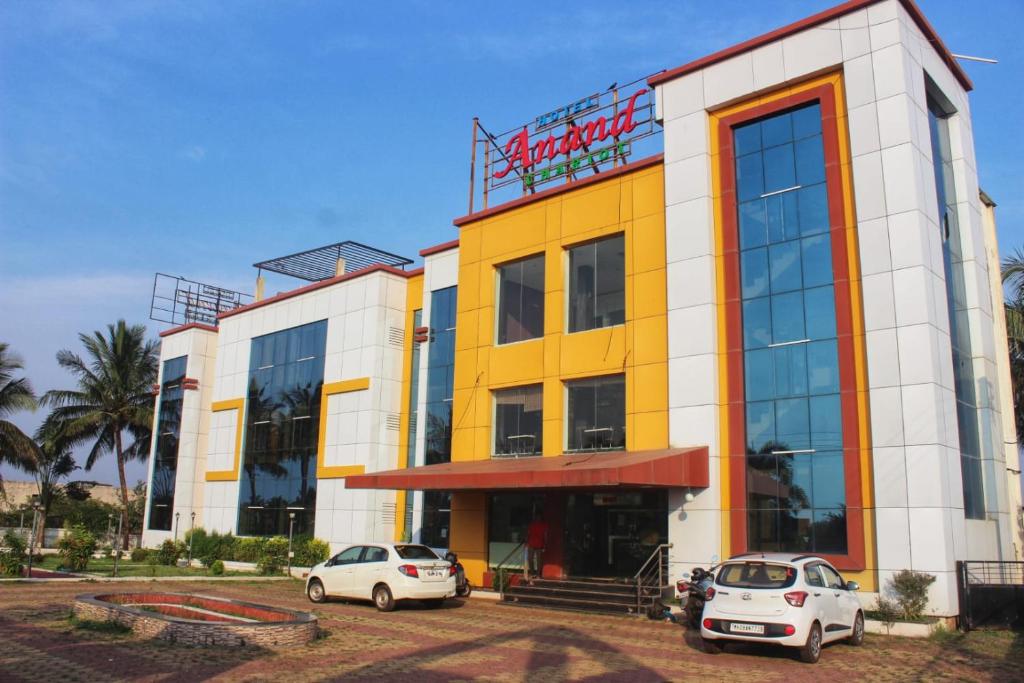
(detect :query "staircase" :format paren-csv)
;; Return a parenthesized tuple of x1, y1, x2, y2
(497, 544, 672, 616)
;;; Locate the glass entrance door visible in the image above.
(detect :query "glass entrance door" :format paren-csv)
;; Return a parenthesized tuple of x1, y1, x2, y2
(564, 490, 667, 578)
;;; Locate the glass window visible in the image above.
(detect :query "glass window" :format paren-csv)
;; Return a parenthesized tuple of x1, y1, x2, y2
(147, 356, 187, 531)
(237, 319, 327, 537)
(332, 546, 364, 565)
(394, 544, 440, 560)
(733, 102, 848, 555)
(566, 375, 625, 451)
(716, 562, 798, 589)
(497, 255, 545, 344)
(568, 235, 626, 333)
(364, 547, 389, 563)
(819, 564, 845, 589)
(493, 385, 543, 456)
(805, 565, 825, 587)
(928, 93, 987, 520)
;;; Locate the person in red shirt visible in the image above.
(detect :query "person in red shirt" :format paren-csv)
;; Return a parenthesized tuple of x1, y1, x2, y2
(525, 513, 549, 579)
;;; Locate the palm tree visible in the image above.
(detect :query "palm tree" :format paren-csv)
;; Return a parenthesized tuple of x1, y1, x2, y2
(42, 321, 158, 549)
(1001, 248, 1024, 444)
(0, 342, 38, 495)
(21, 417, 78, 546)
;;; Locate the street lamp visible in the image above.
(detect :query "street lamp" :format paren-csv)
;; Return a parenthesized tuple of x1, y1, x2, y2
(26, 500, 42, 578)
(113, 510, 123, 578)
(18, 506, 26, 544)
(287, 512, 296, 578)
(187, 511, 196, 566)
(173, 512, 180, 542)
(106, 513, 114, 548)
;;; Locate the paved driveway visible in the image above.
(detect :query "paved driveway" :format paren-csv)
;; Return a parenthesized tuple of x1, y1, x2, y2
(0, 579, 1020, 681)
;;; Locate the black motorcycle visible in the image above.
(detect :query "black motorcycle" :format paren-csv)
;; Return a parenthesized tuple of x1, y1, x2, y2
(677, 567, 715, 628)
(444, 551, 472, 598)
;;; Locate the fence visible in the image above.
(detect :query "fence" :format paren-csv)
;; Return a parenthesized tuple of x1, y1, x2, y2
(956, 560, 1024, 630)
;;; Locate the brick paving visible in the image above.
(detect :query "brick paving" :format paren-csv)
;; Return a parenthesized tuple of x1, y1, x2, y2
(1, 579, 1021, 682)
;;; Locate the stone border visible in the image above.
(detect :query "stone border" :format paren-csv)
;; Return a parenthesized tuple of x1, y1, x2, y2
(73, 592, 317, 648)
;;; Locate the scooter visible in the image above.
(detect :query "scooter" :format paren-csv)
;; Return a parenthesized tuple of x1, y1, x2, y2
(676, 566, 715, 628)
(444, 551, 472, 598)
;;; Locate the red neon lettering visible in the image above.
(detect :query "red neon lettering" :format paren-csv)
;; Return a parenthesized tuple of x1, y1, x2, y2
(532, 135, 558, 166)
(495, 129, 532, 179)
(610, 89, 644, 137)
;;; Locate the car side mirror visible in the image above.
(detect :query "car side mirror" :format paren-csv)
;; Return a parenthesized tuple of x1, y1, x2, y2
(846, 580, 860, 591)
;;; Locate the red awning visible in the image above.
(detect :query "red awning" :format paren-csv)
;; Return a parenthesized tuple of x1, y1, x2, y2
(344, 447, 708, 491)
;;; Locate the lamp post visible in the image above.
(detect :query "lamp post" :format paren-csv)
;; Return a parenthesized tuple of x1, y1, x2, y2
(106, 513, 114, 548)
(18, 507, 26, 544)
(26, 501, 42, 578)
(187, 511, 196, 567)
(287, 512, 296, 578)
(113, 511, 123, 578)
(173, 512, 180, 542)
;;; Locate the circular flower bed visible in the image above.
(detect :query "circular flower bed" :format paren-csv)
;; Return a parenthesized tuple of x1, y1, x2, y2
(73, 593, 317, 648)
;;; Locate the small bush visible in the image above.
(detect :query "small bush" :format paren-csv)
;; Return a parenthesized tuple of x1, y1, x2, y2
(294, 537, 330, 567)
(1, 531, 27, 576)
(258, 536, 289, 575)
(210, 559, 225, 576)
(130, 547, 149, 563)
(889, 569, 936, 621)
(873, 596, 901, 630)
(156, 539, 185, 566)
(189, 529, 237, 567)
(232, 537, 266, 563)
(57, 525, 97, 571)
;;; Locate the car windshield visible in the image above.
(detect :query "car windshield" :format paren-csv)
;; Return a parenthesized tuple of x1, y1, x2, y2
(716, 562, 797, 589)
(394, 544, 439, 560)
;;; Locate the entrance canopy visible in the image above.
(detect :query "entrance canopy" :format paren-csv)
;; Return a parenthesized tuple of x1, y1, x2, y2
(344, 447, 708, 491)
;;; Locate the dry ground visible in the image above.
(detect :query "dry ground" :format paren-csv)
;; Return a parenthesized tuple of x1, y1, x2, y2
(1, 579, 1021, 682)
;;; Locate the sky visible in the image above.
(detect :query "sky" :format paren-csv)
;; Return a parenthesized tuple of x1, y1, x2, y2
(1, 0, 1022, 487)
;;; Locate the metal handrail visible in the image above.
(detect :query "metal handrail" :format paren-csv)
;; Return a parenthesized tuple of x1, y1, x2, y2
(494, 541, 525, 600)
(633, 543, 672, 615)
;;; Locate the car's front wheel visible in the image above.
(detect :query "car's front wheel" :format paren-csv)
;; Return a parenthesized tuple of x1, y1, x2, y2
(847, 611, 865, 646)
(307, 578, 326, 603)
(373, 584, 395, 612)
(798, 622, 822, 663)
(702, 638, 723, 655)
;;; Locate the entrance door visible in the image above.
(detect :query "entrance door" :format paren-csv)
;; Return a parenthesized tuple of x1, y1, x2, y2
(564, 490, 667, 578)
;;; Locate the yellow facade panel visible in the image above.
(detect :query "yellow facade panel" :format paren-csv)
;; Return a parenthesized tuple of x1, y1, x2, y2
(632, 213, 667, 275)
(632, 315, 668, 366)
(457, 264, 481, 313)
(455, 308, 479, 351)
(559, 182, 623, 237)
(453, 348, 480, 390)
(632, 268, 668, 321)
(631, 167, 666, 219)
(490, 340, 544, 385)
(559, 326, 627, 377)
(633, 362, 669, 414)
(632, 410, 668, 451)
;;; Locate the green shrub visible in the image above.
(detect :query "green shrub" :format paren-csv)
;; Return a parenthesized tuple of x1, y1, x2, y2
(232, 537, 266, 563)
(872, 596, 900, 631)
(258, 536, 289, 575)
(293, 537, 330, 567)
(888, 569, 936, 621)
(57, 525, 97, 571)
(155, 539, 185, 566)
(210, 559, 225, 576)
(130, 547, 149, 563)
(1, 531, 27, 576)
(188, 528, 237, 567)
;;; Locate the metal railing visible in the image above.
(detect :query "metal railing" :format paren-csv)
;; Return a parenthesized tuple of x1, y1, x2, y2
(633, 543, 673, 615)
(494, 541, 525, 600)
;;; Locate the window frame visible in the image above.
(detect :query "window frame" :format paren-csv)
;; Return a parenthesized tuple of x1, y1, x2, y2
(491, 383, 544, 458)
(494, 253, 546, 346)
(564, 373, 627, 452)
(565, 233, 627, 334)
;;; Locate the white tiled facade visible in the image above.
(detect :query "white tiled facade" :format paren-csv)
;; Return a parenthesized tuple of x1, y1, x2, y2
(656, 0, 1016, 615)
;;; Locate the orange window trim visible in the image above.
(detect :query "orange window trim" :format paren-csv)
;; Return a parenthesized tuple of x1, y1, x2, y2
(711, 74, 871, 572)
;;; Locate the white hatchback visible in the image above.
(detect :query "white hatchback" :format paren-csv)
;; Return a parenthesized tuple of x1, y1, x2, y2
(699, 553, 864, 663)
(305, 543, 457, 611)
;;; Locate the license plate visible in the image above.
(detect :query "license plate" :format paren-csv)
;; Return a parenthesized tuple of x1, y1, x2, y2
(730, 623, 765, 634)
(425, 569, 444, 578)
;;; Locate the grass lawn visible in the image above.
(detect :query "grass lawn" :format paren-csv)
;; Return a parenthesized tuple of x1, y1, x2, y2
(34, 554, 256, 578)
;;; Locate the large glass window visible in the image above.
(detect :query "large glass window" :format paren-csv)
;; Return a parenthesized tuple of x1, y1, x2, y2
(422, 286, 457, 548)
(493, 385, 543, 456)
(566, 374, 626, 451)
(568, 234, 626, 333)
(497, 255, 545, 344)
(928, 93, 985, 519)
(147, 355, 187, 531)
(237, 320, 327, 537)
(734, 102, 847, 554)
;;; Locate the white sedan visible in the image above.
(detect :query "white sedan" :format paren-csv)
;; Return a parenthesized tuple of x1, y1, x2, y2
(305, 543, 456, 611)
(700, 553, 864, 663)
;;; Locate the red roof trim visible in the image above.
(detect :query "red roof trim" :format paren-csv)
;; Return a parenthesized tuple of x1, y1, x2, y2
(647, 0, 972, 92)
(344, 446, 709, 491)
(158, 322, 218, 338)
(453, 154, 664, 227)
(419, 239, 459, 257)
(218, 264, 418, 320)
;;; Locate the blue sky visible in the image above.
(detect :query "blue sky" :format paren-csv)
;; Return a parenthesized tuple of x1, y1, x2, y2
(1, 0, 1021, 487)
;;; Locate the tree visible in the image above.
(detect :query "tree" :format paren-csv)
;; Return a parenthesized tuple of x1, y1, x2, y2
(42, 321, 158, 550)
(21, 417, 79, 546)
(1001, 248, 1024, 444)
(0, 342, 38, 495)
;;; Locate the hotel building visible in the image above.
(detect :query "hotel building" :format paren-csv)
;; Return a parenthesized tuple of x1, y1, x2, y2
(142, 0, 1021, 617)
